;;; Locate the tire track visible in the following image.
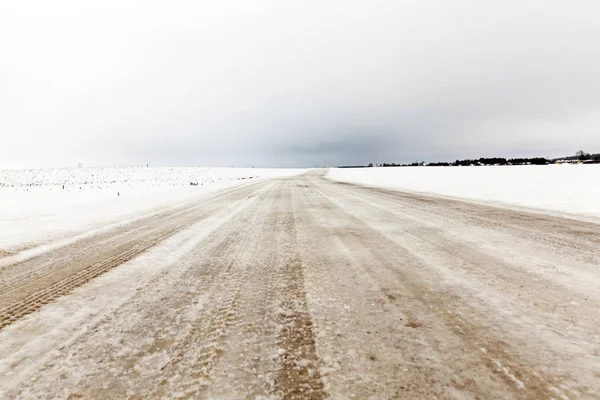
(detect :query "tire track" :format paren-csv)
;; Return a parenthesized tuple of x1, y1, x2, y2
(310, 182, 588, 399)
(275, 255, 326, 400)
(330, 180, 600, 263)
(0, 184, 279, 399)
(0, 182, 270, 331)
(273, 182, 326, 400)
(0, 226, 175, 330)
(0, 181, 264, 293)
(200, 184, 298, 398)
(277, 182, 517, 399)
(0, 180, 265, 271)
(150, 184, 281, 399)
(153, 240, 250, 397)
(328, 184, 600, 314)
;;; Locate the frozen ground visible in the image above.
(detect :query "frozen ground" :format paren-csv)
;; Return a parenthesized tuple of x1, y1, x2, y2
(0, 166, 304, 255)
(328, 164, 600, 220)
(1, 170, 599, 399)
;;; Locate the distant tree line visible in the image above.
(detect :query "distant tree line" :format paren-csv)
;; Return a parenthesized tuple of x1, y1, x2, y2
(337, 150, 600, 169)
(379, 162, 424, 167)
(377, 157, 550, 167)
(450, 157, 550, 166)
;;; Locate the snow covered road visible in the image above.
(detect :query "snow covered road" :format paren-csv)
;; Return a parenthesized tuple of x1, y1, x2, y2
(1, 170, 599, 399)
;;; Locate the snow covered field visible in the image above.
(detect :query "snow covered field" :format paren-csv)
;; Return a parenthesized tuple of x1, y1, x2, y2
(0, 167, 304, 253)
(328, 164, 600, 219)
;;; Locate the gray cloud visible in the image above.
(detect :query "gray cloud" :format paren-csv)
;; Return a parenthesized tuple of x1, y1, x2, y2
(1, 0, 599, 168)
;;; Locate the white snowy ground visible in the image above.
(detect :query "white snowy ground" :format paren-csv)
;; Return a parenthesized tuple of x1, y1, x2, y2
(328, 164, 600, 220)
(0, 166, 304, 254)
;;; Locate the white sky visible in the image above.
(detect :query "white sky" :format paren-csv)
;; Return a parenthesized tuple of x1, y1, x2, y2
(1, 0, 599, 168)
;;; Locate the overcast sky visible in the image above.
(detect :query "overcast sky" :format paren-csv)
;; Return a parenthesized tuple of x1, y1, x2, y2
(1, 0, 599, 168)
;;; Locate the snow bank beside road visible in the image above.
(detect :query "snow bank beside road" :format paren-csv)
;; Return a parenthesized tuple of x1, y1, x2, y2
(0, 167, 303, 252)
(327, 165, 600, 219)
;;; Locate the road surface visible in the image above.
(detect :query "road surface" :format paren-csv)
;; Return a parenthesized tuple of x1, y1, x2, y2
(1, 170, 599, 399)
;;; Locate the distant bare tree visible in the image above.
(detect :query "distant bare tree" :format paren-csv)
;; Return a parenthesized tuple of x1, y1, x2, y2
(576, 150, 590, 160)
